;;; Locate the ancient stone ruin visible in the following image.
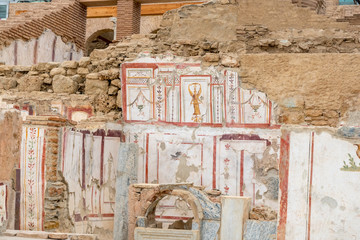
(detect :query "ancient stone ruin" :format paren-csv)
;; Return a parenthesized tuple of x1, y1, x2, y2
(0, 0, 360, 239)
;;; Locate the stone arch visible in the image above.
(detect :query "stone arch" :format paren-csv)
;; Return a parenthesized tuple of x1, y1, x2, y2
(143, 188, 204, 227)
(85, 28, 114, 56)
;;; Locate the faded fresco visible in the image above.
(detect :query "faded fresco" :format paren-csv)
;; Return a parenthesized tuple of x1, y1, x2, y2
(122, 62, 273, 126)
(20, 127, 46, 231)
(122, 58, 281, 213)
(61, 129, 124, 234)
(283, 131, 360, 240)
(0, 184, 7, 228)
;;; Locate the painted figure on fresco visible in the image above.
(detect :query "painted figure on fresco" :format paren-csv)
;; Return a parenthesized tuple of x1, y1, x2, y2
(341, 144, 360, 172)
(188, 83, 202, 122)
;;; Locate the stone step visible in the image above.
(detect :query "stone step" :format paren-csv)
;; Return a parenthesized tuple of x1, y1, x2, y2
(1, 230, 98, 240)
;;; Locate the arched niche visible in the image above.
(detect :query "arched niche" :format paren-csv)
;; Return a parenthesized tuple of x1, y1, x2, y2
(143, 189, 204, 229)
(85, 28, 114, 56)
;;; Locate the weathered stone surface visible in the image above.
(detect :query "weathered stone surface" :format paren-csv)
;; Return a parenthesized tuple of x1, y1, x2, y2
(53, 75, 78, 94)
(94, 94, 116, 113)
(17, 75, 43, 92)
(67, 68, 77, 76)
(0, 77, 17, 90)
(114, 144, 139, 240)
(108, 85, 119, 95)
(2, 230, 17, 236)
(111, 79, 121, 88)
(0, 65, 13, 72)
(72, 74, 84, 83)
(49, 233, 68, 239)
(99, 68, 120, 80)
(45, 62, 60, 71)
(28, 71, 39, 76)
(243, 220, 277, 240)
(50, 67, 66, 76)
(79, 57, 91, 67)
(17, 231, 49, 238)
(86, 73, 100, 80)
(69, 235, 97, 240)
(116, 90, 122, 108)
(250, 206, 277, 221)
(85, 80, 108, 95)
(13, 65, 31, 72)
(201, 220, 220, 240)
(77, 67, 89, 75)
(61, 61, 78, 69)
(203, 53, 220, 62)
(90, 49, 108, 60)
(188, 188, 221, 220)
(220, 197, 251, 240)
(221, 54, 239, 67)
(134, 227, 200, 240)
(44, 77, 52, 84)
(305, 109, 323, 117)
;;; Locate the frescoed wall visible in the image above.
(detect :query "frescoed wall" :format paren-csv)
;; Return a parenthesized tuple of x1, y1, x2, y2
(0, 184, 7, 228)
(61, 129, 124, 236)
(122, 62, 274, 126)
(20, 127, 46, 231)
(279, 130, 360, 240)
(121, 59, 282, 221)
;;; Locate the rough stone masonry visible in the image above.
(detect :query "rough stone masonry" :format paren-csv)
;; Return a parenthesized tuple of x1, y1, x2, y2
(0, 0, 360, 239)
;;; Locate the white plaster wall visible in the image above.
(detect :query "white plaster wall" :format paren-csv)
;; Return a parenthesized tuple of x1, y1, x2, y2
(285, 130, 360, 240)
(16, 38, 35, 66)
(37, 30, 56, 63)
(0, 42, 15, 65)
(123, 124, 281, 211)
(61, 129, 123, 238)
(0, 29, 83, 65)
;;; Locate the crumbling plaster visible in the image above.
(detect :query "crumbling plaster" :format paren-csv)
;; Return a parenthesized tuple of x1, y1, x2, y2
(1, 0, 360, 239)
(0, 30, 83, 66)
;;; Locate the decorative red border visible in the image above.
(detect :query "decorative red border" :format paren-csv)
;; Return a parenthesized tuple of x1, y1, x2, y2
(307, 132, 315, 240)
(121, 63, 278, 129)
(277, 130, 290, 240)
(66, 106, 93, 121)
(62, 129, 125, 222)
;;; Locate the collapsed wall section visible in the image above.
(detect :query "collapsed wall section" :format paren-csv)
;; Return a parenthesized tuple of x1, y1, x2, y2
(0, 0, 86, 65)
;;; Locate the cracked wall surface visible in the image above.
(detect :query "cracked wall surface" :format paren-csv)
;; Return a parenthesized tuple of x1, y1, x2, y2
(0, 0, 359, 239)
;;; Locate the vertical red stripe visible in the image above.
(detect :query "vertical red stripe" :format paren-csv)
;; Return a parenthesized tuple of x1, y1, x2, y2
(200, 144, 203, 185)
(41, 131, 46, 231)
(100, 133, 105, 185)
(268, 100, 272, 124)
(277, 131, 290, 240)
(62, 130, 67, 172)
(122, 65, 127, 121)
(240, 150, 244, 196)
(157, 143, 159, 184)
(307, 132, 315, 240)
(52, 36, 56, 62)
(82, 133, 86, 189)
(14, 42, 18, 65)
(212, 136, 217, 189)
(145, 133, 149, 183)
(33, 39, 38, 64)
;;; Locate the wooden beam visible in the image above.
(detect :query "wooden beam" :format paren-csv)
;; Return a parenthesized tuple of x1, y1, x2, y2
(79, 0, 117, 7)
(141, 2, 203, 15)
(86, 2, 203, 18)
(87, 6, 116, 18)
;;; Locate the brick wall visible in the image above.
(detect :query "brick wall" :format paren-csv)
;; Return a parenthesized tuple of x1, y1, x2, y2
(116, 0, 141, 40)
(0, 0, 87, 51)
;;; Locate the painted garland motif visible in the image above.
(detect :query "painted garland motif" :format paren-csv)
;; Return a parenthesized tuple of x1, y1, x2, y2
(21, 127, 45, 231)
